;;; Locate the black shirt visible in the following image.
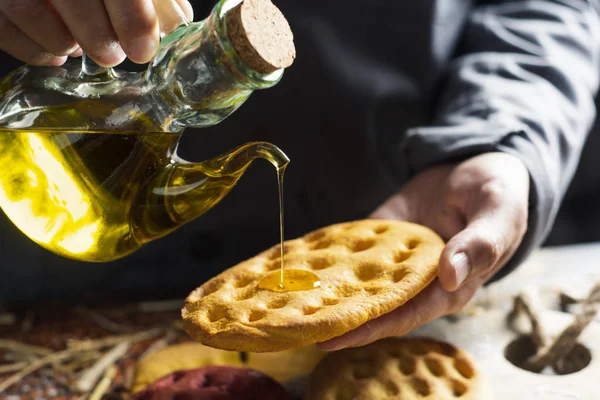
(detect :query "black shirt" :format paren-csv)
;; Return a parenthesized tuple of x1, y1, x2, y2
(1, 0, 599, 304)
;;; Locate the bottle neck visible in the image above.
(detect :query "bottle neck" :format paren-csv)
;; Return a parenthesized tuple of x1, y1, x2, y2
(149, 0, 284, 129)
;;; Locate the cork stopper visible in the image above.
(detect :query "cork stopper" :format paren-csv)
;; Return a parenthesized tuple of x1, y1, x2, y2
(226, 0, 296, 74)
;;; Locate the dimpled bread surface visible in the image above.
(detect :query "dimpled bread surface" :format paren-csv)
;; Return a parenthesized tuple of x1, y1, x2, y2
(182, 220, 445, 353)
(304, 338, 495, 400)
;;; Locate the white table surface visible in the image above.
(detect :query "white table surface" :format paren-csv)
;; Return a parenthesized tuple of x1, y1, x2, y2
(483, 242, 600, 312)
(408, 242, 600, 400)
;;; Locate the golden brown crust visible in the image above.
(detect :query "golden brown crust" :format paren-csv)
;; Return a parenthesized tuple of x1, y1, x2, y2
(304, 337, 495, 400)
(182, 220, 445, 353)
(226, 0, 296, 74)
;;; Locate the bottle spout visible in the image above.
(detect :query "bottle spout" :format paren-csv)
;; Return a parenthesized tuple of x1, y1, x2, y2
(201, 141, 290, 176)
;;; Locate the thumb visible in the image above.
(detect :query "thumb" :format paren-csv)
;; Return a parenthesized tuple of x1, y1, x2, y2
(438, 184, 526, 292)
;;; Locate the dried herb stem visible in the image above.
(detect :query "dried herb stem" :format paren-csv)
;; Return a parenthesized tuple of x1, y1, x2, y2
(0, 350, 72, 392)
(0, 362, 28, 374)
(52, 351, 103, 374)
(123, 363, 135, 391)
(88, 365, 118, 400)
(0, 340, 53, 356)
(0, 327, 161, 393)
(76, 307, 132, 334)
(524, 284, 600, 371)
(67, 328, 162, 352)
(139, 330, 178, 360)
(73, 341, 130, 393)
(506, 287, 548, 349)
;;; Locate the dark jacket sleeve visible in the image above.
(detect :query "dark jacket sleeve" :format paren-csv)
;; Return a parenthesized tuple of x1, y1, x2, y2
(402, 0, 600, 280)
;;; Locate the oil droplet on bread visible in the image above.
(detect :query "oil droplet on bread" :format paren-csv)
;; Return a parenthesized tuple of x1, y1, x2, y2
(259, 269, 321, 292)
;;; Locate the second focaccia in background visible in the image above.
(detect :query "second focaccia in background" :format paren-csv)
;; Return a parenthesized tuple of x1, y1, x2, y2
(305, 337, 495, 400)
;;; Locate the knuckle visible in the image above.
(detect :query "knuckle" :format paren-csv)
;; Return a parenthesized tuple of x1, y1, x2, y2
(476, 234, 503, 267)
(447, 301, 461, 315)
(134, 17, 157, 38)
(362, 322, 379, 345)
(479, 180, 505, 204)
(402, 302, 424, 335)
(447, 292, 470, 314)
(115, 5, 156, 38)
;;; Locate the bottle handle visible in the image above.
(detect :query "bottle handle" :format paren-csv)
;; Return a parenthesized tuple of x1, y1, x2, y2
(80, 0, 190, 79)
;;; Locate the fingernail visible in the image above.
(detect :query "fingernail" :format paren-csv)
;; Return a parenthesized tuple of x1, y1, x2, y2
(451, 252, 471, 287)
(69, 47, 83, 58)
(47, 56, 68, 66)
(95, 41, 127, 67)
(127, 36, 159, 64)
(65, 44, 80, 55)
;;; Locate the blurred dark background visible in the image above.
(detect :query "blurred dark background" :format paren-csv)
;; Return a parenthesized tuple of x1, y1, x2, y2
(0, 0, 599, 305)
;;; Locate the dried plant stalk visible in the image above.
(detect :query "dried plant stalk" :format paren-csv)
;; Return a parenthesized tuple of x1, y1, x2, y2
(5, 351, 39, 364)
(506, 287, 548, 348)
(123, 363, 135, 391)
(88, 365, 118, 400)
(0, 328, 158, 392)
(67, 328, 162, 352)
(76, 307, 132, 334)
(0, 302, 180, 395)
(0, 350, 72, 392)
(73, 341, 131, 393)
(559, 284, 600, 309)
(52, 351, 102, 374)
(0, 340, 53, 356)
(559, 292, 580, 311)
(0, 362, 28, 374)
(139, 330, 178, 360)
(524, 284, 600, 372)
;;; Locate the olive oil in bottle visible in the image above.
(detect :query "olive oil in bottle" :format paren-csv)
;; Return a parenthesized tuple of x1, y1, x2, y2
(0, 0, 297, 262)
(0, 125, 289, 262)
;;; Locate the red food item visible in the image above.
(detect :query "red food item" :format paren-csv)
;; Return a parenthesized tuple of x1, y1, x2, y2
(131, 366, 291, 400)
